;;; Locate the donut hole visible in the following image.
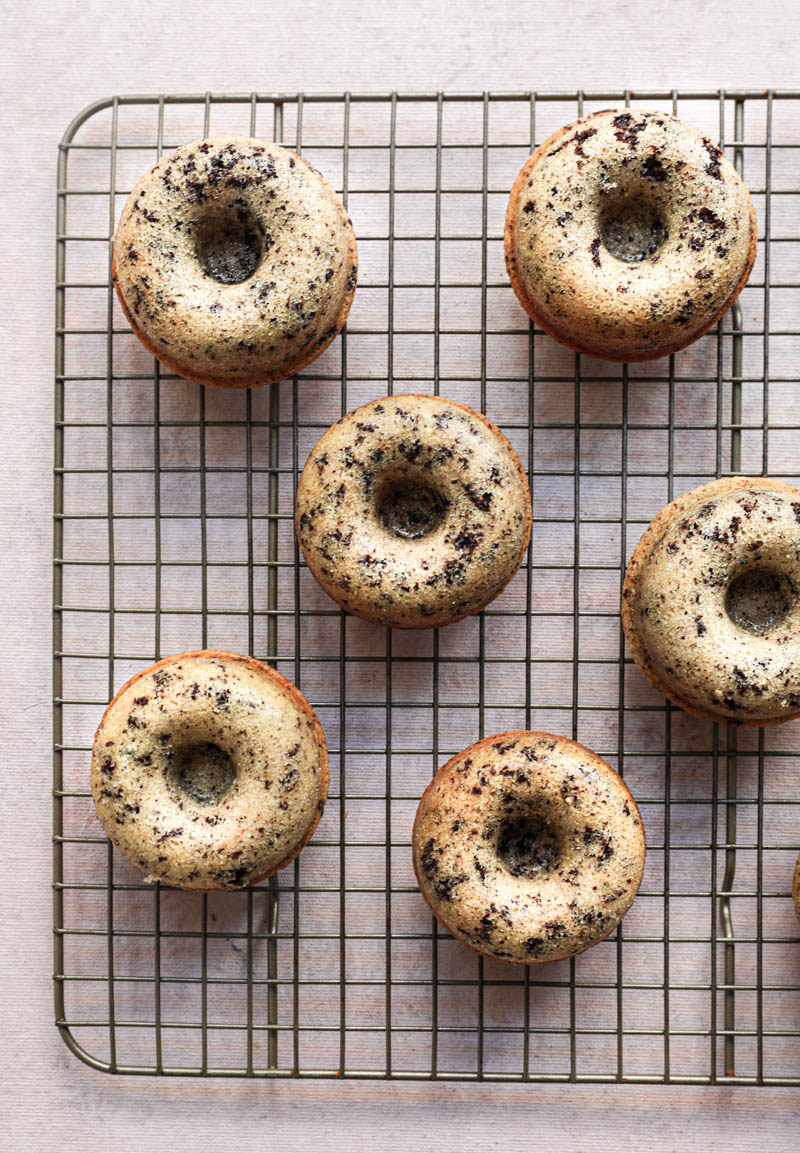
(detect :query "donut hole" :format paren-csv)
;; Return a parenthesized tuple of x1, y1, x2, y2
(497, 811, 563, 877)
(600, 197, 668, 263)
(195, 209, 265, 284)
(725, 567, 796, 634)
(168, 742, 236, 804)
(376, 478, 448, 540)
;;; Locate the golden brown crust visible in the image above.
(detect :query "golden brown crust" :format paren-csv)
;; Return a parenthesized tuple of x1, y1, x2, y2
(621, 477, 800, 726)
(504, 113, 758, 363)
(412, 731, 646, 965)
(92, 649, 329, 890)
(112, 244, 356, 391)
(295, 393, 532, 629)
(112, 138, 357, 389)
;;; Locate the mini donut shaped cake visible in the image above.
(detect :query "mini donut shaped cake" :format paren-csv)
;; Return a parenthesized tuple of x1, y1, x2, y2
(295, 394, 532, 629)
(113, 137, 357, 387)
(413, 732, 646, 964)
(622, 477, 800, 726)
(91, 651, 329, 890)
(505, 109, 756, 361)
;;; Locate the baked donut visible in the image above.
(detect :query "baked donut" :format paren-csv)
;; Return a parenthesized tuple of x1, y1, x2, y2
(413, 731, 646, 964)
(622, 477, 800, 726)
(113, 137, 357, 388)
(793, 854, 800, 926)
(505, 109, 756, 361)
(90, 650, 329, 890)
(295, 394, 532, 629)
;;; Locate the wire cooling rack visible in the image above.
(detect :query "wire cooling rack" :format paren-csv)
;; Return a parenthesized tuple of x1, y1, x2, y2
(54, 90, 800, 1083)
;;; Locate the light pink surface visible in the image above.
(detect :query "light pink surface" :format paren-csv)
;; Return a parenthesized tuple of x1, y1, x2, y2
(3, 1, 800, 1149)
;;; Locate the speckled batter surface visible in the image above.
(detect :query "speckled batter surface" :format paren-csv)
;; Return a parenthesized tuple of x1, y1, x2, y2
(113, 137, 357, 388)
(622, 477, 800, 726)
(505, 109, 756, 361)
(295, 394, 532, 629)
(90, 650, 329, 890)
(413, 731, 646, 965)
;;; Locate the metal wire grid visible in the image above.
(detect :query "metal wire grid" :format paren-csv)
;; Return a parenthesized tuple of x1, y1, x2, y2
(53, 90, 800, 1083)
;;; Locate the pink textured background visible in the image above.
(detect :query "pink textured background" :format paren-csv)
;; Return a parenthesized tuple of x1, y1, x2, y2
(2, 1, 800, 1149)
